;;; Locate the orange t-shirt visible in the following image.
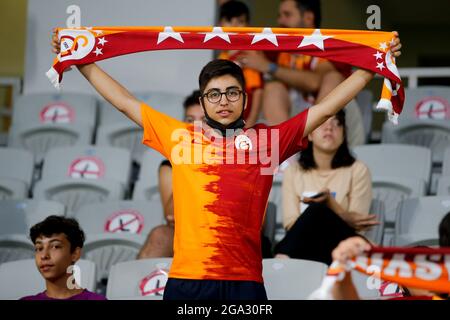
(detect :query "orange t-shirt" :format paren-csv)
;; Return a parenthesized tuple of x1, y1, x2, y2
(141, 102, 308, 282)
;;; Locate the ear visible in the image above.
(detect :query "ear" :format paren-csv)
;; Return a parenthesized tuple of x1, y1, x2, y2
(71, 247, 81, 263)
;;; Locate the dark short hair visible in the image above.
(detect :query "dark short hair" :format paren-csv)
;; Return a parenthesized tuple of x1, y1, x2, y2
(30, 215, 85, 252)
(219, 0, 250, 23)
(198, 59, 246, 94)
(183, 90, 202, 110)
(299, 109, 355, 170)
(289, 0, 322, 28)
(439, 212, 450, 247)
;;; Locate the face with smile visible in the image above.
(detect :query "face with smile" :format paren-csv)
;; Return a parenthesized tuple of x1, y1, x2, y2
(34, 233, 80, 282)
(201, 74, 247, 126)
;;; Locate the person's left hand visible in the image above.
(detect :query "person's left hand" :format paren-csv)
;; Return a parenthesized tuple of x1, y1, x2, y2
(237, 51, 271, 73)
(302, 189, 331, 204)
(332, 236, 372, 265)
(390, 31, 402, 57)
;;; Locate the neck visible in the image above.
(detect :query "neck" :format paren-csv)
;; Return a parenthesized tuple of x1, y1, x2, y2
(45, 275, 84, 299)
(313, 146, 335, 171)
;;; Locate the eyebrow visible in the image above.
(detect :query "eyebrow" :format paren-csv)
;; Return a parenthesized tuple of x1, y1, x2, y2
(35, 239, 63, 244)
(207, 86, 240, 92)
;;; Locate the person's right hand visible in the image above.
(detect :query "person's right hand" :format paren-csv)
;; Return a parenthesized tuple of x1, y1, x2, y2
(51, 29, 60, 54)
(332, 236, 371, 265)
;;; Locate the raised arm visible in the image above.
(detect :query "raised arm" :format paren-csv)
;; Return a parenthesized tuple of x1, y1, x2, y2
(303, 69, 374, 138)
(52, 31, 142, 127)
(303, 32, 402, 138)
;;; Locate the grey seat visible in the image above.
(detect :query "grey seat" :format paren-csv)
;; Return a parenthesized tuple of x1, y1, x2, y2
(370, 176, 426, 224)
(0, 148, 34, 187)
(393, 196, 450, 245)
(356, 89, 374, 140)
(12, 93, 98, 128)
(353, 144, 431, 223)
(0, 259, 96, 299)
(82, 233, 146, 282)
(363, 199, 385, 245)
(135, 91, 184, 121)
(0, 199, 65, 263)
(351, 270, 381, 300)
(353, 144, 432, 186)
(33, 146, 132, 214)
(443, 147, 450, 176)
(8, 123, 94, 163)
(33, 178, 124, 215)
(262, 258, 327, 299)
(96, 122, 146, 164)
(133, 149, 166, 200)
(73, 200, 165, 236)
(437, 176, 450, 196)
(0, 148, 35, 199)
(106, 258, 172, 299)
(382, 119, 450, 164)
(40, 146, 132, 187)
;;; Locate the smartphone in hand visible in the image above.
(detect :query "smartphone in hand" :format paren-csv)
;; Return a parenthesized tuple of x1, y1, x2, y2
(309, 192, 326, 199)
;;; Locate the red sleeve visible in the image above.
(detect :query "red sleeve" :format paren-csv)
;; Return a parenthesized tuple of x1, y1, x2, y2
(270, 109, 309, 163)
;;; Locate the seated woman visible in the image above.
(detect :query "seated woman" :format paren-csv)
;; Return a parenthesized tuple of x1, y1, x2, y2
(274, 109, 378, 265)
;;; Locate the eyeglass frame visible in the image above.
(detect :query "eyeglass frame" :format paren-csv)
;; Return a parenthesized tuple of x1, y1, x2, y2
(201, 87, 244, 104)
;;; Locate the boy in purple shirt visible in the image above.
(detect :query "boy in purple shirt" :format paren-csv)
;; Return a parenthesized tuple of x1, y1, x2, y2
(20, 215, 106, 300)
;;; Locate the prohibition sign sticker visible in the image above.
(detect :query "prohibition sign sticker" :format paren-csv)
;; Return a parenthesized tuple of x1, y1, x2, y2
(68, 157, 105, 179)
(414, 97, 450, 120)
(39, 102, 75, 124)
(139, 268, 169, 296)
(104, 210, 145, 234)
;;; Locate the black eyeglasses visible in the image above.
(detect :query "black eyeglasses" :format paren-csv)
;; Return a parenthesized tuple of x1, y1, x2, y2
(202, 88, 243, 104)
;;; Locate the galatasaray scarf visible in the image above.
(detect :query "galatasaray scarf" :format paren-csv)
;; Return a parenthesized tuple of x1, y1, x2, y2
(309, 246, 450, 299)
(47, 26, 404, 123)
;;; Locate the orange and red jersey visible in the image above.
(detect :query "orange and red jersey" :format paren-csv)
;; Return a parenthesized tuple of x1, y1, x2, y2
(141, 102, 308, 282)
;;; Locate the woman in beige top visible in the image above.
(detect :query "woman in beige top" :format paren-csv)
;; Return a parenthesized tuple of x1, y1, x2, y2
(274, 109, 378, 265)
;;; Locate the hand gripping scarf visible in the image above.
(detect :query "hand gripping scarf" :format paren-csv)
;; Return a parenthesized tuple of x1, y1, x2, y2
(309, 246, 450, 300)
(47, 26, 404, 123)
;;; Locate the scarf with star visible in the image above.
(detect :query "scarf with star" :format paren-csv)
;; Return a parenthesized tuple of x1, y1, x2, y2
(309, 246, 450, 300)
(47, 26, 404, 123)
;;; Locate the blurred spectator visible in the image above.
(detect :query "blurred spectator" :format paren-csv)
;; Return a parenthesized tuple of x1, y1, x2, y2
(237, 0, 366, 147)
(274, 110, 376, 265)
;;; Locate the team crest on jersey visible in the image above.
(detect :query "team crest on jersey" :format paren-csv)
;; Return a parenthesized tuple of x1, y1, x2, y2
(235, 134, 253, 151)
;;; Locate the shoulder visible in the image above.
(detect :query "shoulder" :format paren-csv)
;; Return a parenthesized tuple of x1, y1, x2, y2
(80, 290, 107, 300)
(350, 160, 371, 179)
(20, 292, 47, 300)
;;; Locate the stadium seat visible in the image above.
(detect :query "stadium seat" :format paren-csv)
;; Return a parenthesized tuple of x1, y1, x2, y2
(262, 258, 327, 299)
(263, 202, 277, 245)
(0, 259, 96, 299)
(443, 147, 450, 176)
(8, 123, 94, 164)
(355, 89, 374, 140)
(96, 122, 146, 164)
(437, 176, 450, 196)
(382, 119, 450, 164)
(0, 147, 34, 188)
(351, 270, 381, 300)
(353, 144, 432, 186)
(82, 233, 146, 282)
(370, 176, 426, 224)
(393, 196, 450, 245)
(11, 93, 98, 128)
(363, 199, 385, 245)
(33, 146, 132, 214)
(133, 149, 166, 200)
(72, 199, 165, 236)
(0, 199, 65, 263)
(134, 91, 184, 121)
(106, 258, 172, 299)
